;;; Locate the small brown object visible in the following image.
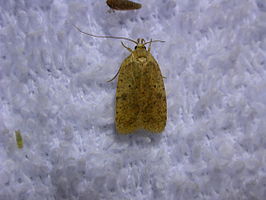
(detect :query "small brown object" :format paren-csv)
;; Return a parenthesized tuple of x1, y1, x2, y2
(106, 0, 142, 10)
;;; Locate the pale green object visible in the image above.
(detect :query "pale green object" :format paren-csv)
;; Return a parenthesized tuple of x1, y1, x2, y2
(15, 130, 23, 149)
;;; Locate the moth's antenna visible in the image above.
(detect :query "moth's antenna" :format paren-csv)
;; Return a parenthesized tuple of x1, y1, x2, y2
(144, 40, 165, 45)
(72, 24, 138, 44)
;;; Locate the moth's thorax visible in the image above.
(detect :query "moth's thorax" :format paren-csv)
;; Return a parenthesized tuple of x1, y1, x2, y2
(133, 48, 149, 63)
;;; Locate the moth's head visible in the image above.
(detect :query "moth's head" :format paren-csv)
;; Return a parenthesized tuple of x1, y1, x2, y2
(135, 38, 146, 50)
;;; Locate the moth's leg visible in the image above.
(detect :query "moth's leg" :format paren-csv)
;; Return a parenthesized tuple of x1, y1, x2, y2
(121, 42, 133, 53)
(148, 39, 152, 52)
(107, 67, 121, 82)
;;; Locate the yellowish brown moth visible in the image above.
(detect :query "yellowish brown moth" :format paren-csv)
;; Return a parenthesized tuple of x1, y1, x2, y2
(106, 0, 142, 10)
(73, 25, 167, 134)
(15, 130, 23, 149)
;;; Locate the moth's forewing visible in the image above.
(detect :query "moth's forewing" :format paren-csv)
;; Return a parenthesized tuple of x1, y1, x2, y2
(115, 48, 167, 134)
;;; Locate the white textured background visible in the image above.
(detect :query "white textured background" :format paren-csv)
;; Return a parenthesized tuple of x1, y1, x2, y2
(1, 0, 266, 199)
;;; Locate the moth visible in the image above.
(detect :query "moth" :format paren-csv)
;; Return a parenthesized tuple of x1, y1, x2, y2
(106, 0, 142, 10)
(73, 25, 167, 134)
(15, 130, 23, 149)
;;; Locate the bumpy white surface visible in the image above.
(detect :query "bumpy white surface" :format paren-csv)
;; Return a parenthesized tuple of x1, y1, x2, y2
(1, 0, 266, 199)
